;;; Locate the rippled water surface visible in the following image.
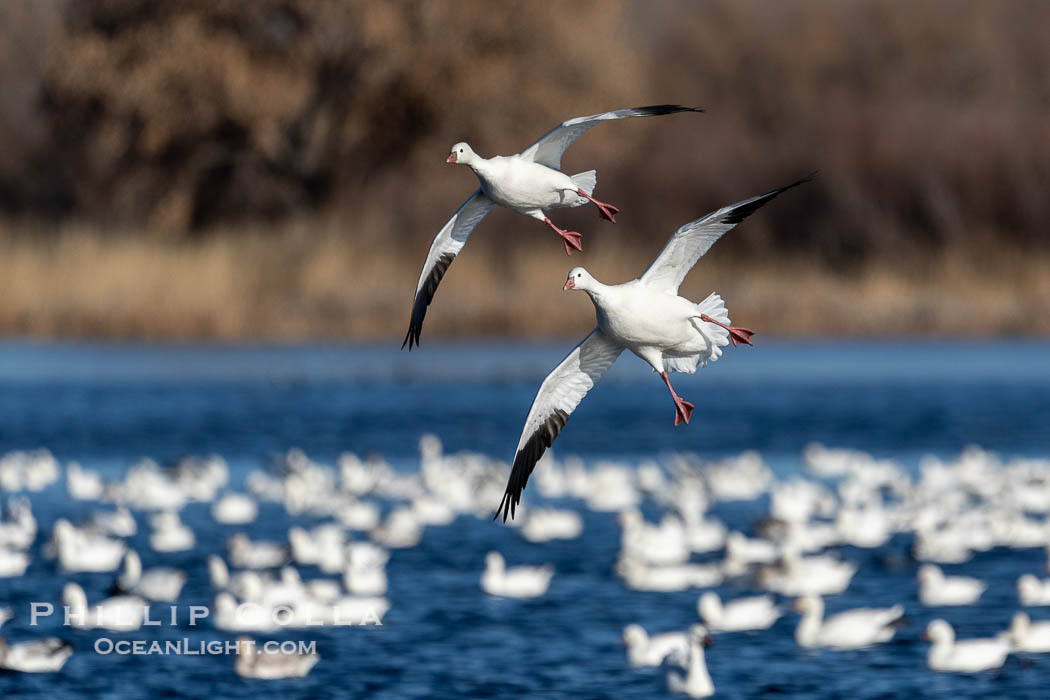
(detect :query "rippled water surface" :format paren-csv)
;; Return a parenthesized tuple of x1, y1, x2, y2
(1, 340, 1049, 699)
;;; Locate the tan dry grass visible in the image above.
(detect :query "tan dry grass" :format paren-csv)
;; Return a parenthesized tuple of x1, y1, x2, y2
(1, 220, 1046, 341)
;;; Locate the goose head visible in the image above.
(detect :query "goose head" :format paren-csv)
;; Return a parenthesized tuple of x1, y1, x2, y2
(61, 582, 88, 614)
(917, 564, 941, 585)
(447, 142, 478, 165)
(690, 624, 714, 648)
(1010, 611, 1031, 638)
(698, 592, 722, 623)
(563, 267, 597, 292)
(922, 619, 954, 644)
(792, 594, 823, 619)
(622, 623, 647, 647)
(484, 551, 505, 574)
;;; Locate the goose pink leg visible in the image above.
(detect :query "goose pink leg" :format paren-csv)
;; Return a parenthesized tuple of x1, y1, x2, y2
(544, 217, 583, 255)
(661, 371, 694, 426)
(576, 188, 620, 223)
(700, 313, 755, 347)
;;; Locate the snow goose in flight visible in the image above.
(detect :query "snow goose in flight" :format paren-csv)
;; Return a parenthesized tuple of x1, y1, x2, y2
(495, 177, 810, 520)
(402, 105, 701, 349)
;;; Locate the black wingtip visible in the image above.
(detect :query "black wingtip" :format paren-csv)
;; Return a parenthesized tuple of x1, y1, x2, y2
(635, 104, 704, 116)
(493, 492, 509, 522)
(722, 173, 817, 224)
(769, 171, 818, 197)
(401, 323, 421, 351)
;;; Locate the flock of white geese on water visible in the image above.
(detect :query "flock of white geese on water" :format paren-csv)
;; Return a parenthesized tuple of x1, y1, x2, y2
(3, 441, 1050, 692)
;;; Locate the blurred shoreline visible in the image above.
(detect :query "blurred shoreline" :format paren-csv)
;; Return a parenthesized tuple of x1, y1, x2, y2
(0, 1, 1047, 341)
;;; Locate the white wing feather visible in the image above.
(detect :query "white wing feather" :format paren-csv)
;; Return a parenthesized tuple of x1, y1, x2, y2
(496, 329, 623, 520)
(403, 189, 494, 349)
(518, 105, 701, 170)
(640, 178, 812, 293)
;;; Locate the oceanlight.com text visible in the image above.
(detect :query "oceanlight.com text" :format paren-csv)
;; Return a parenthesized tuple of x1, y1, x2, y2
(93, 639, 318, 656)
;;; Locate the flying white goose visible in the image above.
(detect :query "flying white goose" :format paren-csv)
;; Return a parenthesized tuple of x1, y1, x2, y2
(402, 105, 701, 349)
(793, 595, 903, 649)
(495, 178, 809, 520)
(698, 592, 780, 632)
(0, 636, 73, 673)
(924, 619, 1009, 672)
(917, 564, 985, 606)
(622, 624, 688, 667)
(666, 625, 715, 698)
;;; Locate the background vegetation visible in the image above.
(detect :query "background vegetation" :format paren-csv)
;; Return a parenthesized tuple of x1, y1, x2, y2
(1, 0, 1047, 340)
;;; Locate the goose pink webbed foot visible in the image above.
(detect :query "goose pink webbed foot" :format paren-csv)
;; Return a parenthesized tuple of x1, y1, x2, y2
(661, 371, 694, 426)
(576, 188, 620, 223)
(700, 313, 755, 346)
(544, 217, 583, 255)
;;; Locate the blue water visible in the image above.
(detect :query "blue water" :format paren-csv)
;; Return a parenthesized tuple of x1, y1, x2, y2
(1, 340, 1049, 698)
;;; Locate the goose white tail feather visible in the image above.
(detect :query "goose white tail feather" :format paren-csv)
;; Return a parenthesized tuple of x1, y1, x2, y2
(663, 293, 731, 374)
(570, 170, 597, 201)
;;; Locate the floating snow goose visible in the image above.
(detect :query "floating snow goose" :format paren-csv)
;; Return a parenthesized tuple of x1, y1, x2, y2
(0, 636, 73, 673)
(917, 564, 985, 606)
(793, 595, 903, 649)
(113, 550, 187, 602)
(402, 105, 701, 349)
(495, 177, 810, 520)
(480, 551, 553, 598)
(234, 636, 319, 679)
(698, 592, 780, 632)
(666, 625, 715, 698)
(622, 624, 689, 667)
(923, 619, 1009, 672)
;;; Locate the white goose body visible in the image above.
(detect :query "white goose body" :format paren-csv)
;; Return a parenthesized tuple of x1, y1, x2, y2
(480, 551, 553, 598)
(62, 582, 147, 632)
(1004, 612, 1050, 652)
(495, 177, 811, 521)
(666, 625, 715, 698)
(699, 592, 780, 632)
(471, 156, 585, 213)
(234, 637, 319, 679)
(0, 637, 73, 673)
(794, 595, 903, 649)
(622, 624, 688, 667)
(1018, 574, 1050, 606)
(925, 619, 1009, 672)
(918, 564, 985, 606)
(590, 281, 717, 362)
